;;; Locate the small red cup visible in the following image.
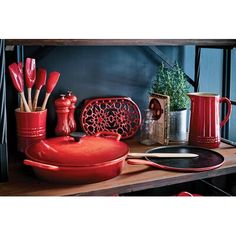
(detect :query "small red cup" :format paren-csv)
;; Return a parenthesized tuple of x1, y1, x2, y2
(15, 108, 47, 153)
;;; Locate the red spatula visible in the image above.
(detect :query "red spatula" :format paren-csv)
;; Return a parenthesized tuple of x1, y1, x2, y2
(41, 71, 60, 110)
(8, 63, 31, 112)
(32, 68, 47, 111)
(25, 58, 36, 111)
(17, 62, 24, 111)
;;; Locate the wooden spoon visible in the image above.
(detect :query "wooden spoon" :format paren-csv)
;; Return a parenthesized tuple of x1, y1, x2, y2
(41, 71, 60, 110)
(33, 68, 47, 111)
(128, 153, 198, 158)
(25, 58, 36, 111)
(8, 63, 31, 112)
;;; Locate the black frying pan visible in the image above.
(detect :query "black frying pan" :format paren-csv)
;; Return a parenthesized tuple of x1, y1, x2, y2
(127, 146, 224, 172)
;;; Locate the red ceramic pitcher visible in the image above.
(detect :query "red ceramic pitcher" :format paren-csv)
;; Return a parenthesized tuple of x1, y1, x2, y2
(188, 93, 232, 149)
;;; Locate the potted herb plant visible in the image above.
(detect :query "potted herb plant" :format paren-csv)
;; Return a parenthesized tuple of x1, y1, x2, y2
(150, 62, 190, 142)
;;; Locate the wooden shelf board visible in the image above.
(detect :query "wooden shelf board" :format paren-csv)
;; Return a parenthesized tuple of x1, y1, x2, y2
(1, 139, 236, 196)
(5, 39, 236, 47)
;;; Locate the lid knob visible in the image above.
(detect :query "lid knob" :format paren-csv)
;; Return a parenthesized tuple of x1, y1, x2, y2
(70, 132, 85, 142)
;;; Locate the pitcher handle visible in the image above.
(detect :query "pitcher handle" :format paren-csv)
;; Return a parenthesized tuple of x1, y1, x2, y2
(220, 97, 232, 128)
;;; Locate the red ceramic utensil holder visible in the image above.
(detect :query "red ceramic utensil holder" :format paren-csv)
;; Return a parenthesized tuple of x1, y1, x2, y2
(188, 93, 232, 149)
(15, 108, 47, 153)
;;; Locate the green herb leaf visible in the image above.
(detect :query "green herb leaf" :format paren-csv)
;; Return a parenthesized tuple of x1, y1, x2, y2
(150, 62, 190, 111)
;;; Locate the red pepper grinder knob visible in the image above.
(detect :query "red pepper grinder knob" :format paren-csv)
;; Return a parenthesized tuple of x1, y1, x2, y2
(54, 94, 71, 136)
(66, 91, 78, 132)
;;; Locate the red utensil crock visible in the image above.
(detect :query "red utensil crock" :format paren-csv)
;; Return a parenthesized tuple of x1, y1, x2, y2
(188, 93, 232, 149)
(15, 108, 47, 153)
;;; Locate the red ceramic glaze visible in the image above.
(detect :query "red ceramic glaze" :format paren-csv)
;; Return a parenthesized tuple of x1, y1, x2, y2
(35, 68, 47, 90)
(80, 97, 142, 139)
(25, 58, 36, 88)
(24, 131, 129, 184)
(66, 91, 77, 132)
(15, 108, 47, 153)
(25, 132, 128, 166)
(8, 63, 24, 93)
(54, 95, 71, 136)
(18, 62, 23, 77)
(176, 191, 202, 197)
(46, 71, 60, 93)
(24, 158, 126, 184)
(188, 93, 232, 149)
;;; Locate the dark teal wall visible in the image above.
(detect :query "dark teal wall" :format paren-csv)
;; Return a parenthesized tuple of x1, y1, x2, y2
(20, 46, 185, 136)
(199, 48, 223, 94)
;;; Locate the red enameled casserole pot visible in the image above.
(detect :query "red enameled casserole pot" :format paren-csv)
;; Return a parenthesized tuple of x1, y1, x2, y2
(24, 131, 129, 184)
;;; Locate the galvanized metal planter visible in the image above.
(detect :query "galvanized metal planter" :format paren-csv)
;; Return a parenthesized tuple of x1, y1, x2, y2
(169, 109, 187, 142)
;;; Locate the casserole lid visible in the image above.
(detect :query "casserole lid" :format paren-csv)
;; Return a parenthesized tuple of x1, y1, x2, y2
(25, 132, 129, 167)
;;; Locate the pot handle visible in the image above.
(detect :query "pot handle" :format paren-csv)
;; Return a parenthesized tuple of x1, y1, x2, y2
(220, 97, 232, 128)
(24, 159, 60, 171)
(95, 131, 121, 141)
(127, 159, 161, 168)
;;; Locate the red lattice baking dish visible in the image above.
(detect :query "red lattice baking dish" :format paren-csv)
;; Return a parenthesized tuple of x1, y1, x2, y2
(80, 97, 142, 139)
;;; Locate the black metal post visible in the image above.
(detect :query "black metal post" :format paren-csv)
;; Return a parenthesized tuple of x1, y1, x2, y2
(221, 48, 231, 139)
(194, 46, 201, 92)
(16, 45, 24, 107)
(0, 39, 8, 182)
(17, 45, 24, 64)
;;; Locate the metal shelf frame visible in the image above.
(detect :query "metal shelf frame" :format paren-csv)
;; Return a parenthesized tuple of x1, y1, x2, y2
(0, 39, 8, 182)
(1, 39, 236, 181)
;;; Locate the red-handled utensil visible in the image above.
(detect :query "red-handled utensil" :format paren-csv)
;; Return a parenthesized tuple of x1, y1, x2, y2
(33, 68, 47, 111)
(41, 71, 60, 110)
(17, 62, 24, 111)
(8, 63, 31, 112)
(25, 58, 36, 111)
(18, 62, 23, 76)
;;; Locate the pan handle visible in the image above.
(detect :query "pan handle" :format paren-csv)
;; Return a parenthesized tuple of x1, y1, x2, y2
(127, 159, 162, 168)
(95, 131, 121, 141)
(24, 159, 60, 171)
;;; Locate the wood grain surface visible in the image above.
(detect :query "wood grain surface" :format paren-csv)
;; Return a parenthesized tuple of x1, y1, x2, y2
(5, 39, 236, 47)
(1, 139, 236, 196)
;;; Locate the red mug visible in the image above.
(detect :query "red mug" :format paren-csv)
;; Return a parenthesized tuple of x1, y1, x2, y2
(188, 93, 232, 149)
(15, 108, 47, 152)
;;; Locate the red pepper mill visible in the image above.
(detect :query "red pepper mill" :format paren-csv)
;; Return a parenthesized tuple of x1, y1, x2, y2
(54, 94, 71, 136)
(66, 91, 77, 132)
